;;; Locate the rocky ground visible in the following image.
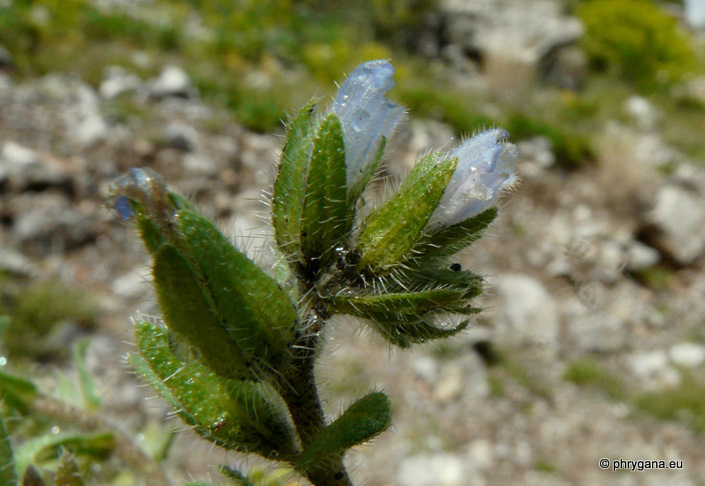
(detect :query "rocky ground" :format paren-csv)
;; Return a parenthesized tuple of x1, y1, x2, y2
(2, 1, 705, 485)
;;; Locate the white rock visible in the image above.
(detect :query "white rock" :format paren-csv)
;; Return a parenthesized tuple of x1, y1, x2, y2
(183, 153, 218, 176)
(493, 274, 559, 352)
(467, 439, 494, 469)
(624, 96, 658, 129)
(647, 185, 705, 264)
(669, 342, 705, 368)
(625, 240, 660, 271)
(100, 66, 141, 99)
(63, 84, 109, 146)
(396, 453, 483, 486)
(628, 350, 681, 389)
(148, 65, 195, 99)
(0, 246, 36, 277)
(2, 141, 37, 167)
(685, 0, 705, 29)
(412, 356, 439, 382)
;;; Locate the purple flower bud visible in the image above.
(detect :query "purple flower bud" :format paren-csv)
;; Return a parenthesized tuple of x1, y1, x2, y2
(427, 129, 518, 231)
(332, 60, 405, 190)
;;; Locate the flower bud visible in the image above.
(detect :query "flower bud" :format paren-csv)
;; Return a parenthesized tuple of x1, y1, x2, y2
(426, 129, 518, 232)
(331, 60, 404, 201)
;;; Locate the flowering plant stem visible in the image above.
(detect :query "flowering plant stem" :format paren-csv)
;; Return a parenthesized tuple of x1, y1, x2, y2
(277, 311, 352, 485)
(104, 59, 517, 486)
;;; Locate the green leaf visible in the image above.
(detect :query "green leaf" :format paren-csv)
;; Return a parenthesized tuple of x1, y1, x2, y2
(55, 453, 85, 486)
(298, 391, 391, 471)
(414, 208, 498, 258)
(301, 113, 349, 262)
(152, 244, 252, 380)
(357, 152, 457, 273)
(177, 210, 297, 373)
(400, 268, 484, 300)
(0, 370, 38, 412)
(366, 318, 470, 349)
(73, 340, 101, 412)
(273, 99, 317, 260)
(331, 289, 467, 321)
(135, 211, 165, 255)
(0, 409, 17, 486)
(131, 321, 297, 459)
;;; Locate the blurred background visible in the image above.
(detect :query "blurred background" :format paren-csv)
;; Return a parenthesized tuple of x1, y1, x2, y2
(1, 0, 705, 484)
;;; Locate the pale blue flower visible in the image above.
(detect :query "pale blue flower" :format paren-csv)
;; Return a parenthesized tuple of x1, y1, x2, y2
(331, 60, 405, 192)
(427, 129, 518, 231)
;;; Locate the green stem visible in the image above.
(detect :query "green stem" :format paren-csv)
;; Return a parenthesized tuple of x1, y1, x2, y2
(278, 311, 352, 486)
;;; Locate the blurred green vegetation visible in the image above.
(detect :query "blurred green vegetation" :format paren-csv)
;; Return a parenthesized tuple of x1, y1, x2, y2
(578, 0, 697, 90)
(0, 274, 98, 363)
(565, 356, 705, 435)
(0, 0, 703, 162)
(564, 357, 627, 400)
(633, 371, 705, 434)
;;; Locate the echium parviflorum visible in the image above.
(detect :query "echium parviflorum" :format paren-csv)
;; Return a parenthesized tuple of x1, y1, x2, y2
(106, 60, 517, 486)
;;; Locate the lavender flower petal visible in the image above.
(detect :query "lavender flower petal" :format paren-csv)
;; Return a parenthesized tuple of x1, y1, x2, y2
(427, 129, 518, 231)
(332, 60, 405, 189)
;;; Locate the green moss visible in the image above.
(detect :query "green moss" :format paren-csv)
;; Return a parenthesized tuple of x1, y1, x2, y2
(578, 0, 697, 90)
(564, 357, 627, 400)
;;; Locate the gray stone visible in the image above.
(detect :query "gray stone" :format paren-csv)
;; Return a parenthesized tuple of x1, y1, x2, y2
(493, 274, 559, 352)
(13, 195, 97, 253)
(442, 0, 584, 70)
(0, 141, 71, 191)
(163, 121, 199, 152)
(0, 246, 36, 277)
(647, 185, 705, 264)
(669, 342, 705, 368)
(564, 299, 627, 353)
(147, 65, 195, 99)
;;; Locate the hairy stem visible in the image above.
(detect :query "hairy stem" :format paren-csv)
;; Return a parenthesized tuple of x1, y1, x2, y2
(278, 310, 352, 486)
(31, 395, 172, 486)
